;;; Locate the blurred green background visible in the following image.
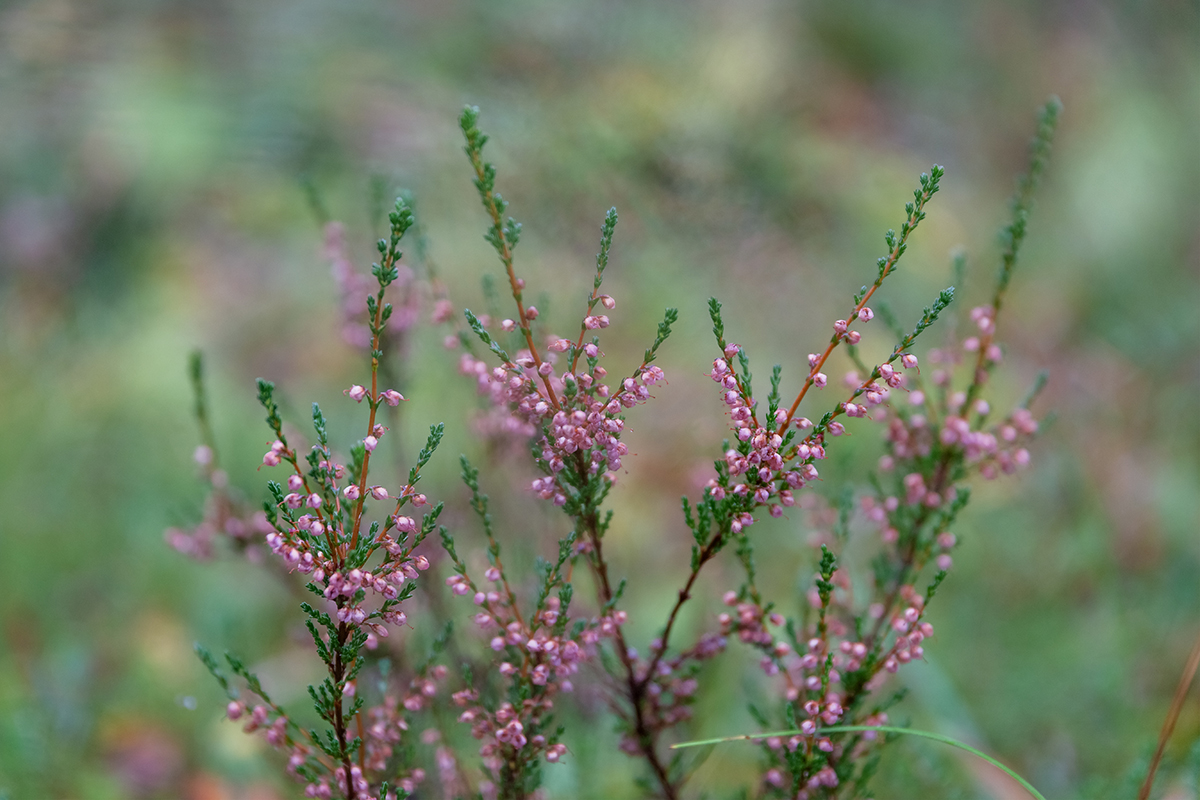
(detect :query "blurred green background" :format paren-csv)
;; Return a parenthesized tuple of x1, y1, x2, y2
(1, 0, 1198, 798)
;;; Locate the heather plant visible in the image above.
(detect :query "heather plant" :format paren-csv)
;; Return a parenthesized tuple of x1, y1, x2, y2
(177, 98, 1062, 800)
(186, 200, 449, 800)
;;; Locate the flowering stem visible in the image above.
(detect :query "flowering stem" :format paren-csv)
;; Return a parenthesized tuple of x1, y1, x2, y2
(568, 207, 618, 376)
(461, 107, 560, 411)
(350, 285, 386, 553)
(349, 199, 414, 556)
(964, 97, 1060, 410)
(858, 490, 939, 659)
(782, 167, 943, 432)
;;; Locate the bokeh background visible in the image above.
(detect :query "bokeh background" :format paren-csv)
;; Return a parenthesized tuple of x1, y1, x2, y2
(2, 0, 1198, 798)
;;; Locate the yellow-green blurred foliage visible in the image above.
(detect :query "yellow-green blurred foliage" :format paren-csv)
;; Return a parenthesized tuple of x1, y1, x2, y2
(1, 1, 1198, 798)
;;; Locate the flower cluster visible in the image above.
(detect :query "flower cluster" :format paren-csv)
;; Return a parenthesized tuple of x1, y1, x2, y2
(439, 454, 629, 790)
(260, 421, 435, 647)
(456, 325, 669, 500)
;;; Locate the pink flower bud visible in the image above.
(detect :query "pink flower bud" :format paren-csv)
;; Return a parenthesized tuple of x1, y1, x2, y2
(858, 306, 874, 322)
(346, 385, 367, 402)
(500, 319, 517, 332)
(381, 389, 404, 406)
(599, 295, 615, 309)
(432, 298, 455, 323)
(263, 451, 282, 467)
(343, 485, 361, 500)
(363, 435, 378, 452)
(370, 486, 389, 500)
(901, 353, 918, 369)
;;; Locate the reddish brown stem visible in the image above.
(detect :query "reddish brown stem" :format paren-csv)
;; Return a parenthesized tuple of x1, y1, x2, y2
(466, 147, 560, 410)
(585, 519, 679, 799)
(781, 181, 938, 434)
(350, 284, 387, 553)
(1138, 626, 1200, 800)
(640, 533, 724, 691)
(332, 619, 357, 800)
